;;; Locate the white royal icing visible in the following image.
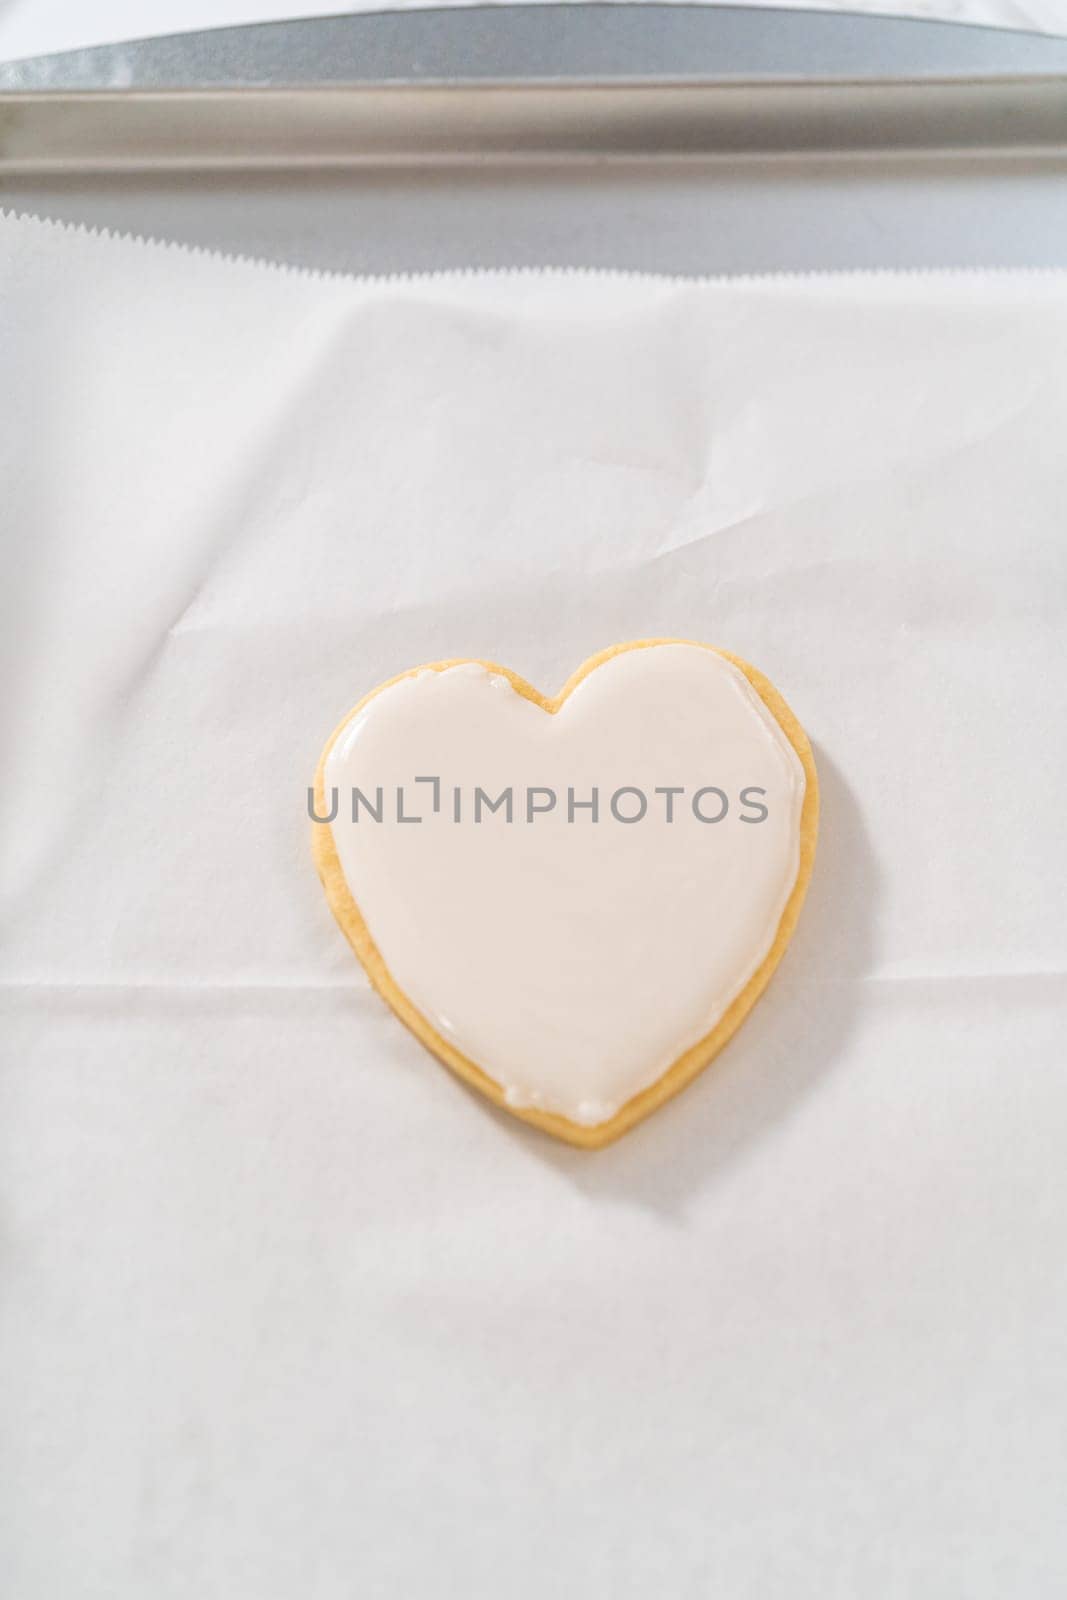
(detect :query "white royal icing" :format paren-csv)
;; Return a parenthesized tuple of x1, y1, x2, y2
(324, 644, 806, 1127)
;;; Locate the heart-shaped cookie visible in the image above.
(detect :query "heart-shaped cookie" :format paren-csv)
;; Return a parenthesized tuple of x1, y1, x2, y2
(312, 640, 818, 1147)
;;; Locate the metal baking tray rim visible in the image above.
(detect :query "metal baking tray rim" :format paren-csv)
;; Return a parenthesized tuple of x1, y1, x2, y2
(4, 76, 1067, 173)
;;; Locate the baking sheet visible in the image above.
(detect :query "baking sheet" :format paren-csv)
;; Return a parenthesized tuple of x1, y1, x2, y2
(4, 6, 1067, 283)
(2, 0, 1066, 67)
(2, 209, 1067, 1597)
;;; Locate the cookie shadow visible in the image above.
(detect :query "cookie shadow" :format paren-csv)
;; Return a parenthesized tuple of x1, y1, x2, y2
(488, 745, 876, 1213)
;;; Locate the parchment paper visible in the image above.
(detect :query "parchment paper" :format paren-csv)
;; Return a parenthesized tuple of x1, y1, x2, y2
(2, 212, 1066, 1597)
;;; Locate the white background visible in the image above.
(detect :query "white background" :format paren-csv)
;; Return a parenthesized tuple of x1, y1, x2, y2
(0, 0, 1065, 63)
(2, 211, 1066, 1597)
